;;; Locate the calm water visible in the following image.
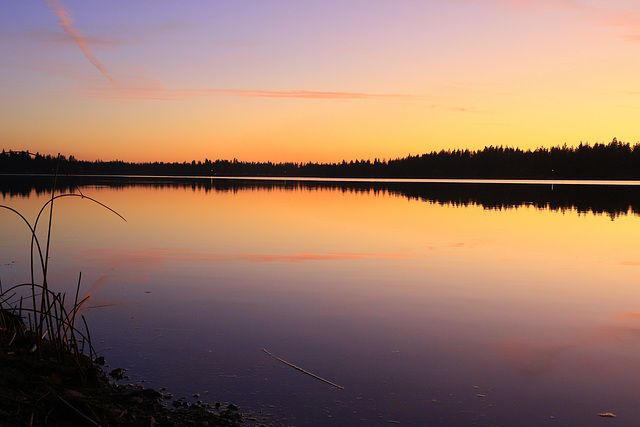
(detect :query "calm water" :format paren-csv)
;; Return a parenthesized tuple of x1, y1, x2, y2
(2, 177, 640, 426)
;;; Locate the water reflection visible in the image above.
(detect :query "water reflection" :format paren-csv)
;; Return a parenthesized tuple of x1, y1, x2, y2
(1, 176, 640, 426)
(3, 175, 640, 219)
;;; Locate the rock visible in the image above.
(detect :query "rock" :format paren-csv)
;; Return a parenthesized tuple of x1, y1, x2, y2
(109, 368, 126, 380)
(140, 388, 163, 400)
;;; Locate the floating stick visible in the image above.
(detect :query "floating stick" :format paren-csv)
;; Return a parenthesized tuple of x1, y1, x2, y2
(262, 348, 344, 390)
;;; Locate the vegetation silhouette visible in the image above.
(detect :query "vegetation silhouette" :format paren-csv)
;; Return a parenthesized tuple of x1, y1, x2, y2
(2, 138, 640, 179)
(1, 155, 125, 367)
(0, 156, 252, 427)
(2, 174, 639, 220)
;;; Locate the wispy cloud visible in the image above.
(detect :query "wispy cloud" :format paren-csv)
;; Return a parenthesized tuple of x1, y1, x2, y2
(602, 11, 640, 43)
(45, 0, 116, 84)
(487, 0, 640, 43)
(78, 86, 411, 101)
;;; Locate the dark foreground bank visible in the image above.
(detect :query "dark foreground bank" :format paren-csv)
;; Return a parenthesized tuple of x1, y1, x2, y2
(0, 309, 269, 426)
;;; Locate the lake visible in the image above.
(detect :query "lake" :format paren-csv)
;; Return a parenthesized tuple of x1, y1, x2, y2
(2, 176, 640, 426)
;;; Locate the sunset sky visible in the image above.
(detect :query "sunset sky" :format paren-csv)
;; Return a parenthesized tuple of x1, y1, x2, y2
(1, 0, 639, 163)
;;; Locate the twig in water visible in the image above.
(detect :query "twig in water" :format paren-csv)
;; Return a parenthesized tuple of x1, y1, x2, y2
(262, 348, 344, 390)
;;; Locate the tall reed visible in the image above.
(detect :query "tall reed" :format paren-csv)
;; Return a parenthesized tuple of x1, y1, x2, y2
(0, 153, 125, 368)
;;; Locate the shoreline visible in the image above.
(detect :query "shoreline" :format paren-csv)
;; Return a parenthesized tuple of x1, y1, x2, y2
(0, 308, 267, 426)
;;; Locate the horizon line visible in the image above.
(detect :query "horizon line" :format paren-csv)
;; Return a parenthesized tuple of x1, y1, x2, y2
(1, 138, 631, 164)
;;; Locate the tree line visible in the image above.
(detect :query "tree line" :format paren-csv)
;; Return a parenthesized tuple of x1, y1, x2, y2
(2, 139, 640, 179)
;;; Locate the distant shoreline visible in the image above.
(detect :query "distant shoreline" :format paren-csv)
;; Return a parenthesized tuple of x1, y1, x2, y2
(3, 173, 640, 186)
(3, 140, 640, 180)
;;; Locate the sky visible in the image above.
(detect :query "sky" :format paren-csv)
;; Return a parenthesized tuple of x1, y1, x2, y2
(1, 0, 639, 163)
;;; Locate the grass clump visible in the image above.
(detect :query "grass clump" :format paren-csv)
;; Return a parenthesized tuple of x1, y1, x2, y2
(0, 155, 125, 424)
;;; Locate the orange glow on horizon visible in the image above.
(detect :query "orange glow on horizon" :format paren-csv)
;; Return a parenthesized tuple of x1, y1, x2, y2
(3, 1, 640, 164)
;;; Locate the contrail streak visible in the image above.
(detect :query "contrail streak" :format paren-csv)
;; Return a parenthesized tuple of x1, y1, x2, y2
(45, 0, 116, 84)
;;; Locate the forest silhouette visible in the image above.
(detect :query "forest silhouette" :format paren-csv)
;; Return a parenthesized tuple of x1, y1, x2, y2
(2, 139, 640, 179)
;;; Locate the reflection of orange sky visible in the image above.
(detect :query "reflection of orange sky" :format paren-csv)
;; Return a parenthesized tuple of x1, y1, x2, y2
(78, 185, 640, 303)
(84, 248, 409, 264)
(23, 184, 640, 298)
(29, 184, 638, 320)
(91, 185, 640, 264)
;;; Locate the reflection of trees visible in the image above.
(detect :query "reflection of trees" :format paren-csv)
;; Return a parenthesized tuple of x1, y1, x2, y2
(2, 175, 640, 220)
